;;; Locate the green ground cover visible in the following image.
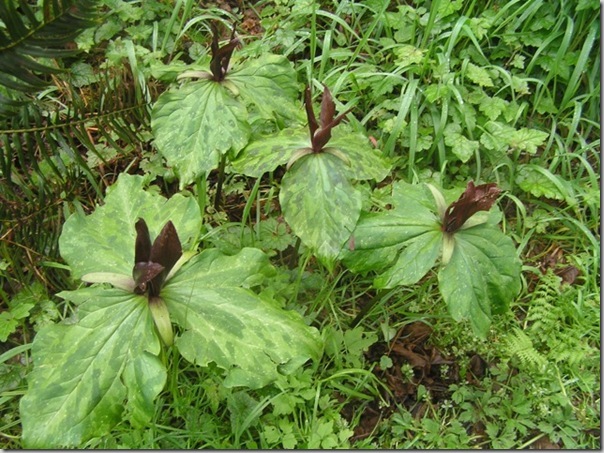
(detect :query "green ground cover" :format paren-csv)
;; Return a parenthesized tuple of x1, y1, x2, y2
(0, 0, 600, 448)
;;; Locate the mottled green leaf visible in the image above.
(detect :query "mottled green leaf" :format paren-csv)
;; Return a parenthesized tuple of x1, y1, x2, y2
(374, 229, 441, 288)
(152, 79, 251, 187)
(60, 173, 202, 280)
(123, 350, 167, 428)
(20, 288, 163, 448)
(341, 182, 438, 271)
(228, 54, 301, 121)
(438, 224, 522, 337)
(347, 210, 436, 251)
(280, 153, 362, 269)
(163, 248, 322, 388)
(231, 128, 310, 177)
(165, 247, 274, 290)
(327, 126, 392, 181)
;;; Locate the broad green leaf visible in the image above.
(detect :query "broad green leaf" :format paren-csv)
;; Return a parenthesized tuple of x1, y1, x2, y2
(163, 248, 322, 388)
(339, 243, 400, 274)
(165, 247, 275, 290)
(346, 210, 436, 251)
(341, 182, 437, 272)
(438, 224, 521, 338)
(60, 173, 201, 280)
(123, 350, 167, 428)
(374, 229, 441, 288)
(391, 180, 440, 213)
(20, 288, 163, 448)
(280, 153, 362, 269)
(228, 54, 301, 121)
(328, 126, 392, 181)
(231, 128, 310, 177)
(152, 80, 251, 187)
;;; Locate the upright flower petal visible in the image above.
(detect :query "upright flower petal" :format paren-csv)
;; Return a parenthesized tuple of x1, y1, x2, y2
(442, 181, 501, 233)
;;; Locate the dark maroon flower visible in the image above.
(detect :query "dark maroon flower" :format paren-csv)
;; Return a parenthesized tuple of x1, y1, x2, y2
(209, 23, 239, 81)
(133, 218, 182, 297)
(442, 181, 501, 233)
(304, 85, 352, 153)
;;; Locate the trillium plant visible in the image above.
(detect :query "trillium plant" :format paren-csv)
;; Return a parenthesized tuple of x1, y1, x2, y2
(151, 22, 300, 188)
(19, 174, 322, 449)
(232, 84, 392, 269)
(342, 180, 522, 337)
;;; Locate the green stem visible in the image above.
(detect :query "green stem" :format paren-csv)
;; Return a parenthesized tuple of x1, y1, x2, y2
(214, 153, 227, 211)
(196, 173, 207, 216)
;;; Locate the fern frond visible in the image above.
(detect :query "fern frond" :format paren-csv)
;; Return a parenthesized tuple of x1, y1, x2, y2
(522, 271, 598, 367)
(0, 65, 151, 295)
(504, 328, 548, 369)
(0, 0, 100, 111)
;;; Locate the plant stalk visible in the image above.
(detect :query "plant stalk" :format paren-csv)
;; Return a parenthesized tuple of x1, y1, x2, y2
(214, 153, 227, 211)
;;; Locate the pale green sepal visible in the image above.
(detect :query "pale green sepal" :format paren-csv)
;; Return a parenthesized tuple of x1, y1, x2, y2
(426, 183, 447, 220)
(177, 70, 212, 80)
(286, 147, 313, 170)
(166, 250, 198, 282)
(81, 272, 135, 291)
(222, 79, 240, 96)
(324, 147, 351, 166)
(149, 296, 173, 347)
(441, 232, 455, 265)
